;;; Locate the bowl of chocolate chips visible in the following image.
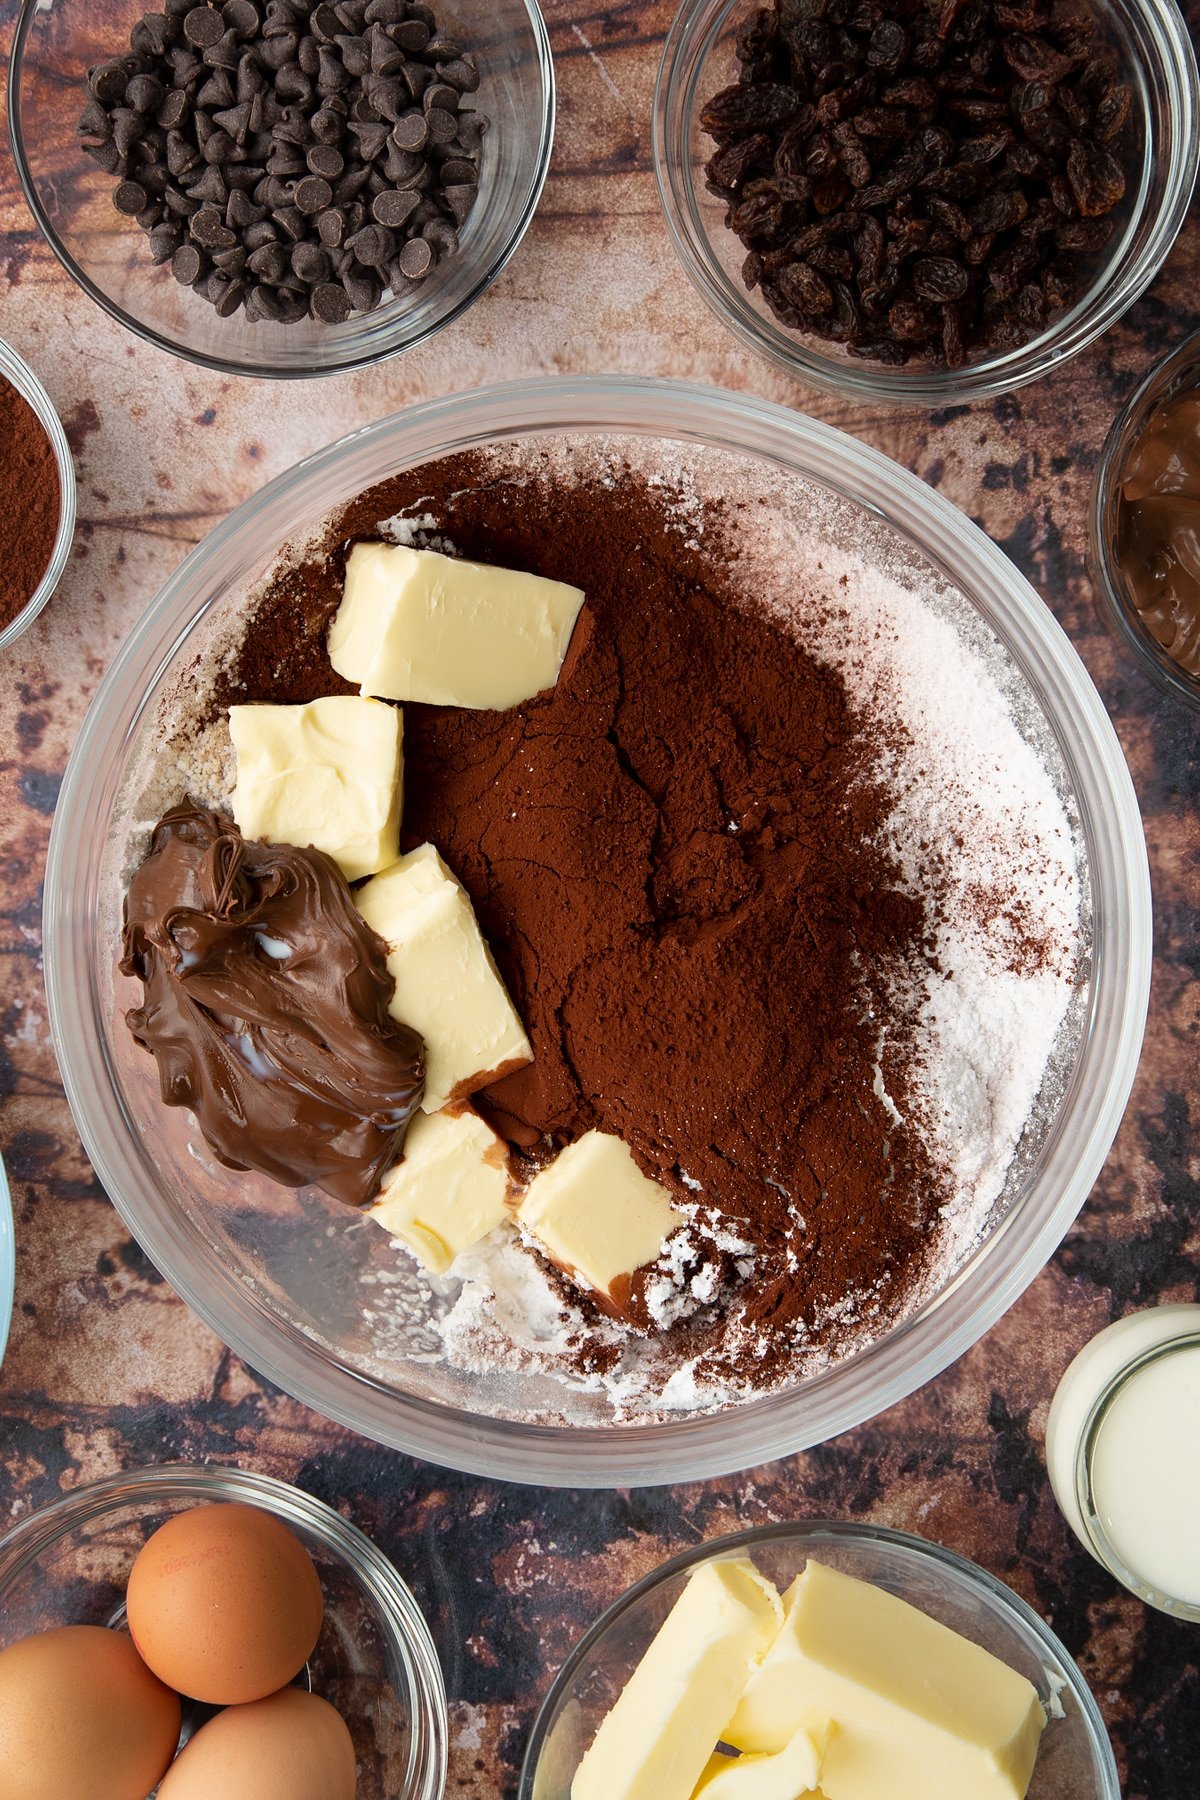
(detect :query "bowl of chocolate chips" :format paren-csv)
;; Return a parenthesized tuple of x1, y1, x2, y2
(43, 377, 1151, 1486)
(654, 0, 1198, 404)
(9, 0, 554, 377)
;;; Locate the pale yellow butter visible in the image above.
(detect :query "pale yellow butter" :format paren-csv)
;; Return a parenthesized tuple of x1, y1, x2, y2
(367, 1106, 511, 1273)
(571, 1558, 784, 1800)
(517, 1131, 684, 1317)
(329, 541, 586, 710)
(229, 695, 402, 881)
(725, 1560, 1046, 1800)
(355, 844, 532, 1112)
(691, 1720, 830, 1799)
(690, 1713, 831, 1800)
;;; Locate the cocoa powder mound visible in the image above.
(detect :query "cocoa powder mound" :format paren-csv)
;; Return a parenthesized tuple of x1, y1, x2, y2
(215, 449, 951, 1384)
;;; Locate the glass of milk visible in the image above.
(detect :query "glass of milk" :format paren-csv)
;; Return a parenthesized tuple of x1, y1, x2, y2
(1046, 1304, 1200, 1619)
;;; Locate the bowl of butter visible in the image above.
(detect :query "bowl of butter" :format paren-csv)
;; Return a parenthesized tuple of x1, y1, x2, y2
(520, 1520, 1119, 1800)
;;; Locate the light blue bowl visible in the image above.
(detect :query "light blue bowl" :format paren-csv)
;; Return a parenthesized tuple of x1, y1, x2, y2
(0, 1154, 13, 1367)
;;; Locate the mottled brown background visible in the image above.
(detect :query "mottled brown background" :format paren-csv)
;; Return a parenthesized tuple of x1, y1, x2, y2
(0, 0, 1198, 1791)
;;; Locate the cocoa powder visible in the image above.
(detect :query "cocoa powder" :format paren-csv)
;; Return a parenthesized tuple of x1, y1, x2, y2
(0, 374, 60, 632)
(215, 449, 951, 1386)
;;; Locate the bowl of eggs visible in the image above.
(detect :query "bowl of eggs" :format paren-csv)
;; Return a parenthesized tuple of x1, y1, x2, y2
(0, 1463, 446, 1800)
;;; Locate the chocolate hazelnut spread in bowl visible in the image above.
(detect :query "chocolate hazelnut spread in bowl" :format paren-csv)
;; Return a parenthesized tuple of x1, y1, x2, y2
(43, 379, 1150, 1486)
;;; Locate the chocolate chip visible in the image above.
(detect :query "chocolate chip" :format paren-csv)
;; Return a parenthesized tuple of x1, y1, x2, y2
(248, 240, 290, 280)
(189, 164, 229, 204)
(171, 241, 206, 282)
(317, 205, 347, 246)
(423, 81, 458, 113)
(371, 186, 420, 228)
(396, 234, 432, 279)
(310, 280, 352, 320)
(424, 105, 458, 145)
(391, 109, 428, 151)
(291, 239, 332, 282)
(422, 214, 457, 256)
(294, 173, 333, 212)
(437, 58, 478, 94)
(442, 181, 476, 226)
(148, 220, 183, 261)
(347, 221, 395, 264)
(184, 6, 224, 47)
(272, 203, 307, 239)
(90, 59, 133, 104)
(127, 72, 166, 113)
(84, 139, 125, 173)
(245, 281, 283, 319)
(344, 265, 382, 310)
(391, 18, 429, 51)
(437, 156, 475, 186)
(306, 143, 344, 178)
(191, 204, 237, 247)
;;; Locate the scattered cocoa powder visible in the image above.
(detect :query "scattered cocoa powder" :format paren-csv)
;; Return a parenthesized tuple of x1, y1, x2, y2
(214, 450, 953, 1385)
(0, 373, 60, 633)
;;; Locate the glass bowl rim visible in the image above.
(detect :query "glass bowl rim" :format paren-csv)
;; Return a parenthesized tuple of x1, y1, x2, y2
(6, 0, 556, 382)
(42, 373, 1152, 1487)
(0, 335, 78, 649)
(0, 1460, 449, 1800)
(651, 0, 1200, 409)
(516, 1518, 1122, 1798)
(1089, 324, 1200, 712)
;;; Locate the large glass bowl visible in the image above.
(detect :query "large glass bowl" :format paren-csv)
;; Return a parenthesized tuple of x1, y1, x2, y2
(8, 0, 554, 380)
(0, 1463, 447, 1800)
(654, 0, 1199, 407)
(42, 376, 1151, 1486)
(518, 1522, 1120, 1800)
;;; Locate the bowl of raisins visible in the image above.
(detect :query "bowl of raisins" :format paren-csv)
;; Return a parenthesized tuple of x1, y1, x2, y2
(654, 0, 1198, 405)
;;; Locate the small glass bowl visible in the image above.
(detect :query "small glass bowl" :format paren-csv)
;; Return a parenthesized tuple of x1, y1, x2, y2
(1090, 327, 1200, 710)
(8, 0, 554, 381)
(654, 0, 1199, 408)
(519, 1521, 1120, 1800)
(0, 337, 77, 650)
(0, 1463, 447, 1800)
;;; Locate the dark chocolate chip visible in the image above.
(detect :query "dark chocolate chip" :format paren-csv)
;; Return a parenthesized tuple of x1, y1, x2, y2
(171, 240, 206, 282)
(248, 239, 290, 279)
(371, 185, 420, 227)
(396, 234, 432, 278)
(437, 57, 478, 94)
(148, 221, 183, 261)
(294, 173, 333, 212)
(306, 143, 344, 177)
(421, 214, 457, 256)
(310, 280, 352, 320)
(291, 239, 332, 282)
(442, 181, 476, 225)
(272, 202, 307, 239)
(191, 204, 237, 246)
(343, 265, 382, 310)
(390, 17, 429, 51)
(184, 6, 225, 46)
(127, 72, 167, 112)
(243, 217, 280, 248)
(347, 221, 395, 264)
(391, 109, 428, 151)
(90, 59, 134, 104)
(424, 105, 457, 144)
(317, 205, 347, 245)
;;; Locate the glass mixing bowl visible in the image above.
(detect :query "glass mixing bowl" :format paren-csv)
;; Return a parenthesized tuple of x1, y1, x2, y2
(1090, 326, 1200, 712)
(42, 376, 1151, 1486)
(0, 336, 77, 650)
(8, 0, 554, 380)
(0, 1463, 447, 1800)
(654, 0, 1199, 407)
(518, 1521, 1120, 1800)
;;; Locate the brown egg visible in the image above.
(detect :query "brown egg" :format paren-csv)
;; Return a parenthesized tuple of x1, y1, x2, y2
(0, 1624, 181, 1800)
(126, 1503, 324, 1704)
(157, 1688, 357, 1800)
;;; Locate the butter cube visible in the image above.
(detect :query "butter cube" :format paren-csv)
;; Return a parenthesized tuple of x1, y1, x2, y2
(518, 1131, 685, 1319)
(329, 541, 586, 710)
(725, 1561, 1046, 1800)
(572, 1559, 784, 1800)
(367, 1106, 512, 1273)
(691, 1721, 830, 1800)
(229, 695, 402, 881)
(355, 844, 532, 1111)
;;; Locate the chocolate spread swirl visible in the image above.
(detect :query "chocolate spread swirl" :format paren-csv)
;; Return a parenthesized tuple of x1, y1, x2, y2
(120, 805, 424, 1207)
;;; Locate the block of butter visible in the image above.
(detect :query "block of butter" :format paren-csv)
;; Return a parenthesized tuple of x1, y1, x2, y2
(518, 1131, 684, 1320)
(355, 843, 532, 1112)
(691, 1720, 830, 1800)
(329, 541, 586, 710)
(229, 694, 402, 882)
(572, 1558, 784, 1800)
(367, 1105, 511, 1273)
(725, 1560, 1046, 1800)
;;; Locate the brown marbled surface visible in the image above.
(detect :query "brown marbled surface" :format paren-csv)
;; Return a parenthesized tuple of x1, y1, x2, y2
(1, 0, 1198, 1792)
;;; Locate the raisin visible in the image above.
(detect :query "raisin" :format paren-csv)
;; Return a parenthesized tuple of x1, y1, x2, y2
(1094, 82, 1132, 141)
(968, 188, 1027, 232)
(701, 82, 805, 138)
(1054, 214, 1114, 252)
(778, 258, 835, 310)
(730, 189, 789, 240)
(706, 132, 773, 193)
(912, 253, 969, 300)
(1066, 139, 1125, 216)
(1001, 32, 1075, 83)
